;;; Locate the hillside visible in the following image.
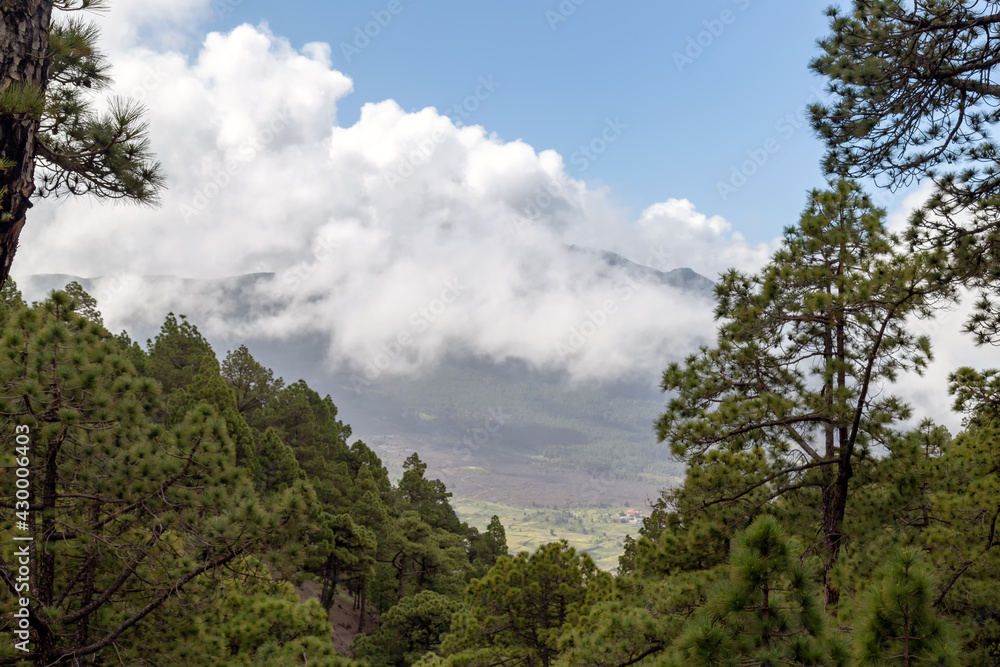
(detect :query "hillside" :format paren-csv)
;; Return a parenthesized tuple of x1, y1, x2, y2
(15, 253, 711, 510)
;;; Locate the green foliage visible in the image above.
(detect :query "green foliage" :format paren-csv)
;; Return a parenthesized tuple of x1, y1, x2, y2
(0, 276, 25, 326)
(112, 328, 148, 376)
(920, 415, 1000, 661)
(257, 380, 357, 508)
(809, 1, 1000, 344)
(399, 453, 463, 534)
(467, 515, 508, 576)
(668, 516, 846, 667)
(255, 426, 303, 493)
(353, 590, 460, 667)
(854, 550, 958, 667)
(145, 312, 217, 395)
(559, 566, 723, 667)
(35, 15, 165, 202)
(62, 280, 102, 325)
(809, 0, 1000, 203)
(657, 180, 954, 605)
(141, 578, 351, 666)
(377, 512, 470, 607)
(222, 344, 285, 415)
(949, 366, 1000, 426)
(0, 0, 164, 289)
(0, 294, 315, 664)
(168, 354, 261, 476)
(0, 81, 45, 118)
(433, 541, 612, 667)
(312, 512, 377, 612)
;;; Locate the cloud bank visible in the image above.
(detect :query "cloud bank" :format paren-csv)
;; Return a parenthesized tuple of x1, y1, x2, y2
(13, 5, 998, 429)
(15, 17, 772, 384)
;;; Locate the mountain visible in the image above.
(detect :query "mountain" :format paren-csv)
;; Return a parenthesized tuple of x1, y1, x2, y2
(565, 245, 716, 295)
(13, 254, 713, 509)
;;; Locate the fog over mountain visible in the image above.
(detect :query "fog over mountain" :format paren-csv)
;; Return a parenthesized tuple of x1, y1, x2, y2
(17, 243, 717, 383)
(11, 5, 999, 440)
(10, 11, 777, 382)
(16, 260, 714, 508)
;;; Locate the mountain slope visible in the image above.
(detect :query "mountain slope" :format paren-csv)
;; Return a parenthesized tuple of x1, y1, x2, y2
(14, 255, 712, 507)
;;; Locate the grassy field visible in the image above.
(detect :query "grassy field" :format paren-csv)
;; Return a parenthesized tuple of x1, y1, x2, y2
(453, 497, 646, 571)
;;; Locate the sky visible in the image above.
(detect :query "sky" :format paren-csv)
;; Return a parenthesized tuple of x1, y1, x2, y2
(204, 0, 841, 241)
(10, 0, 998, 430)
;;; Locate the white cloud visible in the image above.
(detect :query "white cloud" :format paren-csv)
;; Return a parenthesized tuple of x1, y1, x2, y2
(885, 181, 936, 233)
(632, 198, 777, 278)
(17, 17, 998, 426)
(91, 0, 212, 52)
(15, 22, 751, 384)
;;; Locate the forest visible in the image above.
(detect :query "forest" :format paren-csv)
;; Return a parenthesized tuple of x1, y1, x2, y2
(3, 0, 1000, 665)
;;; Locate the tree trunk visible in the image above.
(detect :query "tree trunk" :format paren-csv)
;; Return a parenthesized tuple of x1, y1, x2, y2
(36, 427, 63, 663)
(0, 1, 54, 290)
(821, 464, 851, 608)
(358, 585, 367, 634)
(397, 554, 407, 601)
(319, 553, 340, 611)
(820, 276, 854, 609)
(820, 286, 840, 608)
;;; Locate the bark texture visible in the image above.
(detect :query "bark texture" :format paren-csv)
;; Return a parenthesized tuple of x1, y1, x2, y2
(0, 1, 54, 288)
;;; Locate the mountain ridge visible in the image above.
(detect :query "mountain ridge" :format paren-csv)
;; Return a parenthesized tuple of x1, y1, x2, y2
(11, 251, 710, 508)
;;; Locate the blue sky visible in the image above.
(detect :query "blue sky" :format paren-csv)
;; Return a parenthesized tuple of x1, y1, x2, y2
(206, 1, 848, 244)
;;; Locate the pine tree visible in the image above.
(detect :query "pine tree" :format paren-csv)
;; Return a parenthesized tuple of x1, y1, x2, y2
(854, 550, 958, 667)
(668, 516, 846, 667)
(313, 512, 376, 612)
(0, 1, 164, 287)
(810, 1, 1000, 343)
(221, 344, 285, 415)
(116, 567, 351, 666)
(657, 180, 954, 606)
(0, 292, 312, 664)
(111, 328, 147, 376)
(168, 354, 261, 476)
(917, 369, 1000, 661)
(810, 1, 1000, 209)
(352, 590, 459, 667)
(255, 426, 303, 493)
(145, 313, 217, 395)
(398, 452, 463, 534)
(480, 515, 508, 566)
(256, 379, 356, 510)
(0, 275, 24, 326)
(62, 280, 101, 325)
(377, 512, 469, 607)
(435, 541, 612, 667)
